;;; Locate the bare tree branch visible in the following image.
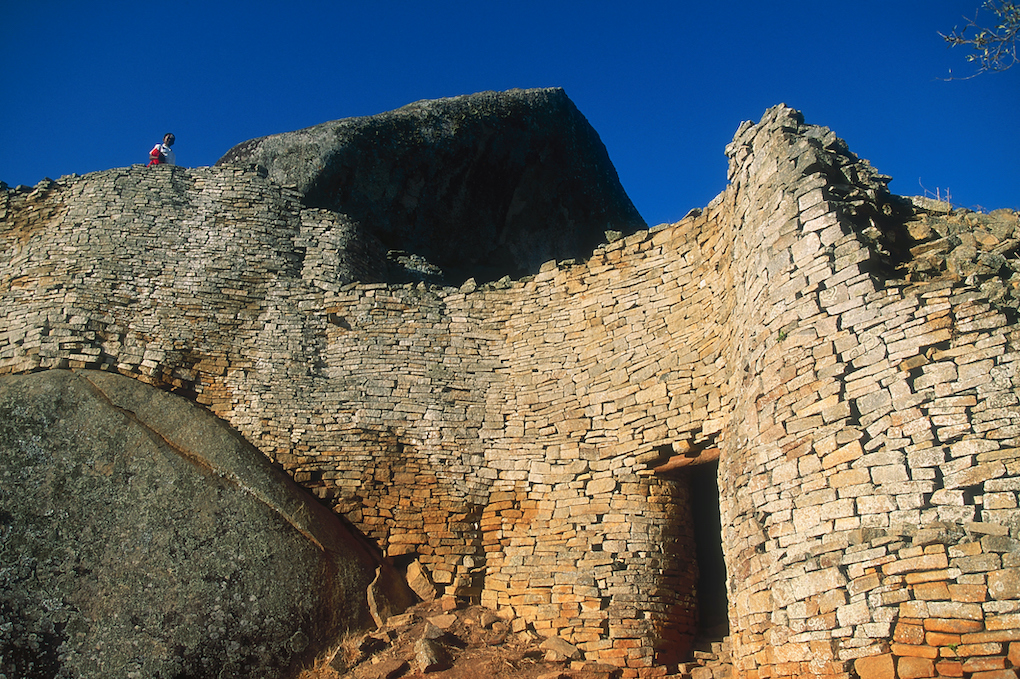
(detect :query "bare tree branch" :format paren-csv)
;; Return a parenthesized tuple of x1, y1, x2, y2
(941, 0, 1019, 78)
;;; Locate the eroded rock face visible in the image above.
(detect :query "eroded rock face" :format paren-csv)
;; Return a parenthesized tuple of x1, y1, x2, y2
(217, 88, 646, 283)
(0, 370, 413, 679)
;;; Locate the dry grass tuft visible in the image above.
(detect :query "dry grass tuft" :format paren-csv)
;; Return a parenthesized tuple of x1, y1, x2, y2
(295, 633, 360, 679)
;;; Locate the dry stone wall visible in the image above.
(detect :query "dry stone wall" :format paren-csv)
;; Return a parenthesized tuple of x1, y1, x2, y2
(2, 105, 1019, 679)
(717, 108, 1020, 679)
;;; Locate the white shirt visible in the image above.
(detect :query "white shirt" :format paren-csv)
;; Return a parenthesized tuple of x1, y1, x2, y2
(159, 143, 176, 166)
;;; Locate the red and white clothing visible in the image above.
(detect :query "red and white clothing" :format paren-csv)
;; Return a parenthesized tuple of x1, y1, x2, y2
(148, 143, 175, 166)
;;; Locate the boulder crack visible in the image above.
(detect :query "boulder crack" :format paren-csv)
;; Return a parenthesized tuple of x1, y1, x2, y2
(77, 371, 326, 552)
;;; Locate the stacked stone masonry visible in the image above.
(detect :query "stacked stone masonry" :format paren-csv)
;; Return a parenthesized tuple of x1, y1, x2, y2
(2, 105, 1019, 678)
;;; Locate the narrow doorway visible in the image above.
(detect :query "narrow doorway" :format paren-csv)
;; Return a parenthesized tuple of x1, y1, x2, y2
(688, 460, 729, 636)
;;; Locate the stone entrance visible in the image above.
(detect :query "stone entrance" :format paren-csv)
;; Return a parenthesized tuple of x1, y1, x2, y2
(689, 460, 729, 639)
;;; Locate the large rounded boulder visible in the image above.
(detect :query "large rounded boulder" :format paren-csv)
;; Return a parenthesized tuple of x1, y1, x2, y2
(0, 369, 413, 679)
(217, 88, 646, 283)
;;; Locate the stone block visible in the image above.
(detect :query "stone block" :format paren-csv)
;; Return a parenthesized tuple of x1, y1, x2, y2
(884, 553, 950, 575)
(961, 629, 1020, 644)
(961, 656, 1009, 672)
(924, 618, 985, 634)
(950, 583, 988, 603)
(955, 642, 1005, 657)
(414, 637, 451, 673)
(927, 601, 984, 620)
(894, 621, 926, 645)
(926, 631, 962, 647)
(913, 581, 951, 600)
(406, 559, 438, 601)
(986, 614, 1020, 631)
(953, 553, 1002, 574)
(540, 635, 582, 661)
(849, 573, 883, 597)
(966, 670, 1017, 679)
(949, 542, 984, 558)
(934, 659, 965, 677)
(944, 462, 1008, 490)
(854, 653, 895, 679)
(987, 569, 1020, 600)
(892, 641, 940, 659)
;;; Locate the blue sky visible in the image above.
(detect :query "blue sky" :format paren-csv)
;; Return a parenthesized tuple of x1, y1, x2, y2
(1, 1, 1016, 226)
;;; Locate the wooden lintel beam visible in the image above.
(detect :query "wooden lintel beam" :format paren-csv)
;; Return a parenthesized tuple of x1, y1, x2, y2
(652, 447, 721, 474)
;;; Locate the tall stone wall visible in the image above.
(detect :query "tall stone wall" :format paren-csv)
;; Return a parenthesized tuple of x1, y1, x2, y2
(718, 109, 1020, 679)
(2, 105, 1019, 678)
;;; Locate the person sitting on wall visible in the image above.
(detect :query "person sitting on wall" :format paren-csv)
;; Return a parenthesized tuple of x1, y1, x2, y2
(147, 133, 176, 166)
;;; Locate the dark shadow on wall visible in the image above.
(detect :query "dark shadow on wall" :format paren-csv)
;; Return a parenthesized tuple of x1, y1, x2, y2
(689, 460, 729, 636)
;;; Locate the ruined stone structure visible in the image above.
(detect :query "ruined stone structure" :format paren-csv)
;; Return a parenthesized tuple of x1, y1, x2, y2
(2, 103, 1019, 678)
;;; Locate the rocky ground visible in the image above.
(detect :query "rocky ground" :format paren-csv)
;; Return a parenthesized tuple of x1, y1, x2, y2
(296, 600, 733, 679)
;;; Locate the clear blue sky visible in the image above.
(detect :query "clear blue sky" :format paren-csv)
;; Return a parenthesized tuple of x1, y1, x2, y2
(1, 1, 1016, 226)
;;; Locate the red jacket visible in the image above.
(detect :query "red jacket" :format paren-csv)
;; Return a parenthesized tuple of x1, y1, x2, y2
(147, 144, 165, 166)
